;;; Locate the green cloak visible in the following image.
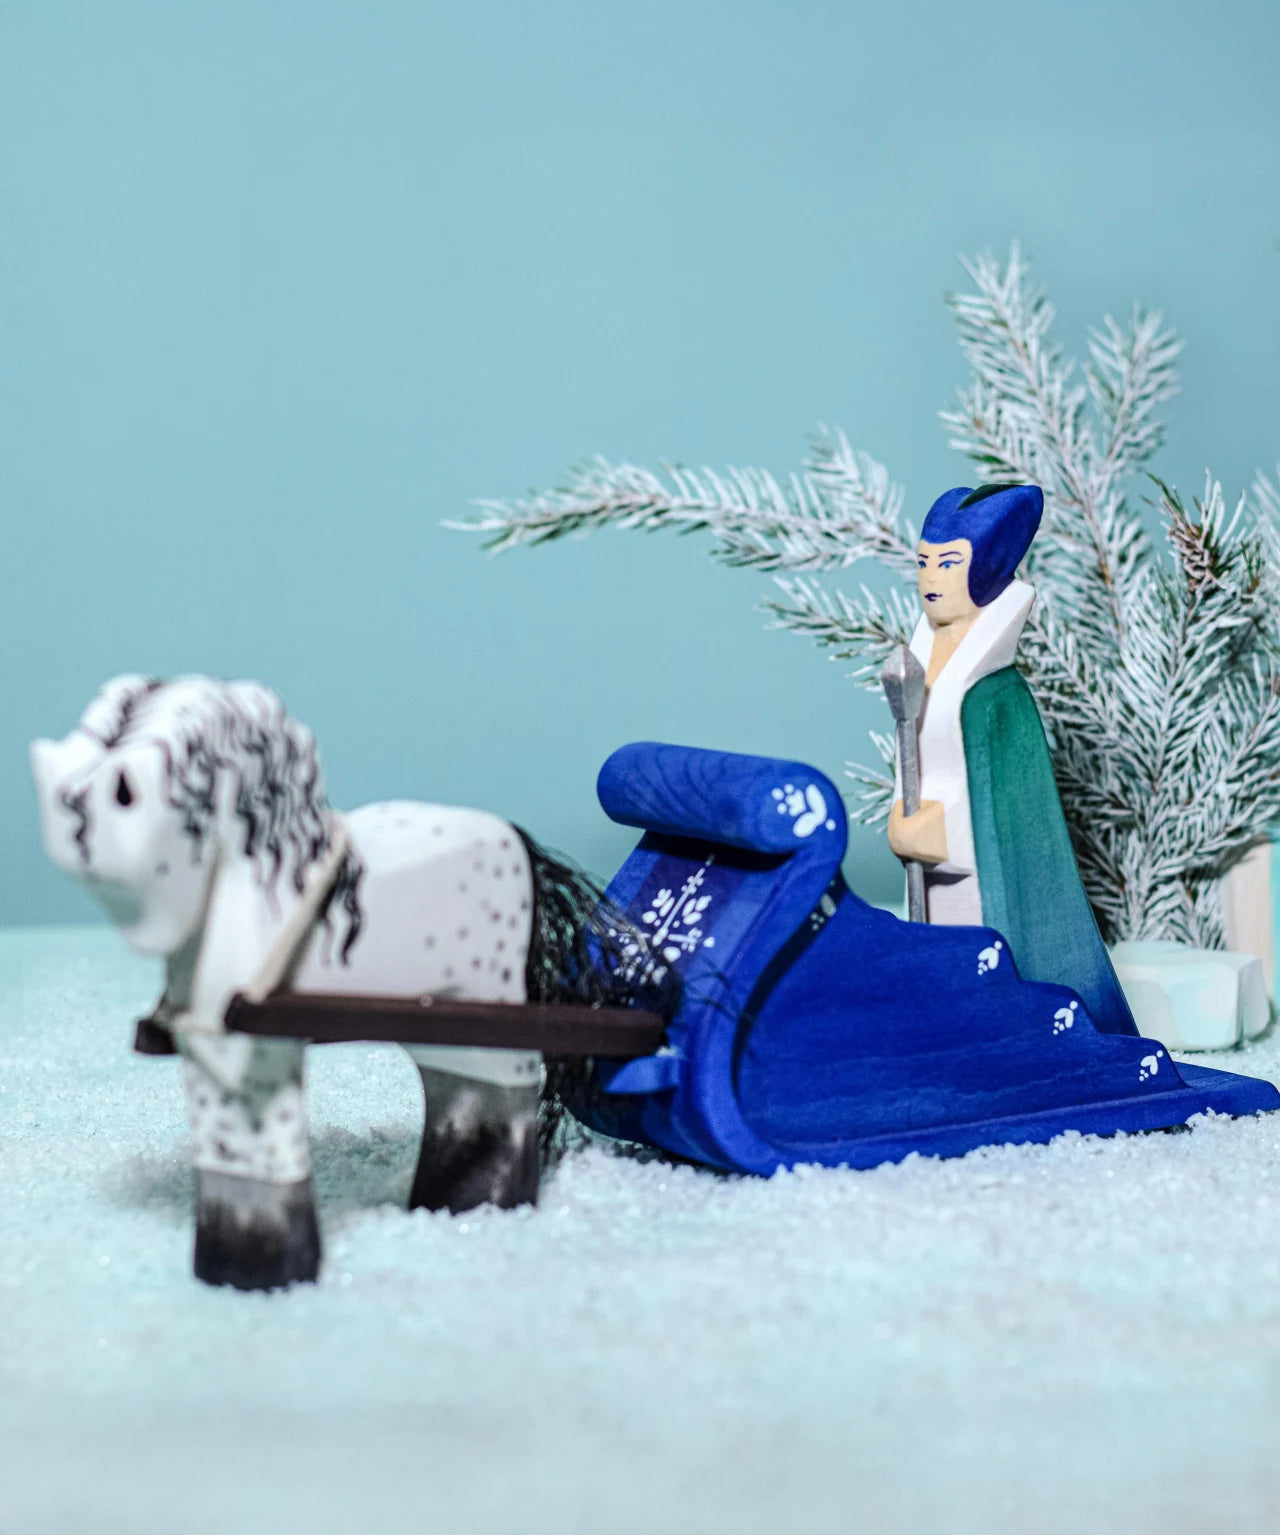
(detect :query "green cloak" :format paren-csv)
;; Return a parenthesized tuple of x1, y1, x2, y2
(961, 665, 1138, 1037)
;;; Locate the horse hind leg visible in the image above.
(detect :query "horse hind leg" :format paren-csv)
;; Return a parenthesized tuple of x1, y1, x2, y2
(407, 1050, 540, 1214)
(180, 1036, 322, 1290)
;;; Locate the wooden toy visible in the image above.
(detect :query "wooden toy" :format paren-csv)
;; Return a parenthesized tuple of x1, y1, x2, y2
(30, 676, 665, 1291)
(571, 742, 1279, 1172)
(31, 674, 1278, 1289)
(887, 484, 1139, 1037)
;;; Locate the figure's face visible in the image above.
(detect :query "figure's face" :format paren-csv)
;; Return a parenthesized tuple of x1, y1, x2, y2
(917, 538, 980, 628)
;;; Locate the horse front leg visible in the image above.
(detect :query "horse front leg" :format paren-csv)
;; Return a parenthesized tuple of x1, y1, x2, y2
(179, 1034, 322, 1290)
(405, 1047, 541, 1214)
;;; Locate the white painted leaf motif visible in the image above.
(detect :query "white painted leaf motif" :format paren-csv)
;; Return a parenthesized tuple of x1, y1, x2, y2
(620, 858, 719, 984)
(1139, 1051, 1163, 1082)
(976, 940, 1004, 976)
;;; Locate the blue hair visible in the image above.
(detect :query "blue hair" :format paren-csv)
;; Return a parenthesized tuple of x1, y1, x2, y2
(919, 483, 1044, 607)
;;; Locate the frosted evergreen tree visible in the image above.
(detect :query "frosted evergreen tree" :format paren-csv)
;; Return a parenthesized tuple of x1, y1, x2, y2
(457, 248, 1280, 948)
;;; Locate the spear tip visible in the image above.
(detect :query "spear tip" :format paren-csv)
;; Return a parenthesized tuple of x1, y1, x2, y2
(881, 644, 926, 723)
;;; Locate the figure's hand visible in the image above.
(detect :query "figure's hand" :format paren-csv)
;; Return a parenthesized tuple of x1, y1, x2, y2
(887, 799, 948, 866)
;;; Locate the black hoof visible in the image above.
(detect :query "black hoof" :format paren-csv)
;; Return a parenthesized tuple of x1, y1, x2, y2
(410, 1073, 540, 1214)
(193, 1171, 322, 1290)
(133, 1018, 176, 1055)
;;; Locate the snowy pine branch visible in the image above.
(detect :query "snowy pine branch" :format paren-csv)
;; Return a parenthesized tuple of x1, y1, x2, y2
(1250, 468, 1280, 605)
(803, 427, 918, 575)
(1024, 476, 1280, 944)
(941, 246, 1175, 658)
(943, 246, 1094, 512)
(761, 577, 915, 688)
(844, 731, 897, 829)
(1253, 467, 1280, 524)
(459, 449, 911, 574)
(1087, 310, 1182, 496)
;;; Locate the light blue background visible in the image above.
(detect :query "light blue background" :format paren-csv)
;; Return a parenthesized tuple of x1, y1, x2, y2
(1, 0, 1277, 925)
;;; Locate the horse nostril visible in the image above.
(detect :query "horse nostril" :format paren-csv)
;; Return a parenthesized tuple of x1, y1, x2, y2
(115, 771, 136, 808)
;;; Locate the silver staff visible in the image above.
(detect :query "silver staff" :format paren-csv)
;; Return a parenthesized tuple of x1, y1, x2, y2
(880, 644, 928, 923)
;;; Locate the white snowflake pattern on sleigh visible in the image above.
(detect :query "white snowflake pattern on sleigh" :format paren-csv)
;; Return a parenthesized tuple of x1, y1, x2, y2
(612, 858, 718, 986)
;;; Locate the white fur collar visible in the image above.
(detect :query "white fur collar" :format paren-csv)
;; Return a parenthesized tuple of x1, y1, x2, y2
(898, 579, 1037, 905)
(908, 579, 1036, 699)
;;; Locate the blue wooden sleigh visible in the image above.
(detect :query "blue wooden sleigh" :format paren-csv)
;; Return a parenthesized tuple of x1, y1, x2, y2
(575, 743, 1280, 1173)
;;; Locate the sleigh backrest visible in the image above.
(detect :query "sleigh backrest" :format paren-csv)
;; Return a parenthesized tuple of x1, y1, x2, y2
(594, 742, 848, 1167)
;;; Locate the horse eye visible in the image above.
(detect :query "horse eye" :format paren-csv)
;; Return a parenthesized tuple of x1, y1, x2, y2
(114, 771, 136, 808)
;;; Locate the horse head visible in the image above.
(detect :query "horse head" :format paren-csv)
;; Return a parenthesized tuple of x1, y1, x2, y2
(31, 675, 336, 962)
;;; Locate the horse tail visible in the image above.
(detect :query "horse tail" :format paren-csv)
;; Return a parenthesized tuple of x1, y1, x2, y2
(512, 825, 679, 1156)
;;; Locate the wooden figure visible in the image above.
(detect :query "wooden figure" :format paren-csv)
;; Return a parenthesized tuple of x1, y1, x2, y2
(886, 484, 1139, 1037)
(30, 676, 665, 1291)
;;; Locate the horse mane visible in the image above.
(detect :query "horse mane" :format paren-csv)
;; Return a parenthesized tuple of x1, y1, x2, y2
(96, 675, 364, 960)
(78, 674, 164, 748)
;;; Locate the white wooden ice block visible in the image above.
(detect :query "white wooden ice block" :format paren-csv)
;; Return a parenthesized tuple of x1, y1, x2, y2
(1109, 941, 1271, 1051)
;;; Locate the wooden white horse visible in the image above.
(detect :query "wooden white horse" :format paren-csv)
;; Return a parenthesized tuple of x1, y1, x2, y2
(31, 675, 638, 1290)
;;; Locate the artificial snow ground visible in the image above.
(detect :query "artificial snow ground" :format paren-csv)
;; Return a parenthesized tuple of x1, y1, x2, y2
(3, 929, 1280, 1535)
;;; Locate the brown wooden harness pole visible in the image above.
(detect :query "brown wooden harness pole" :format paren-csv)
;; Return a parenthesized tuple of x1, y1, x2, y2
(134, 992, 667, 1058)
